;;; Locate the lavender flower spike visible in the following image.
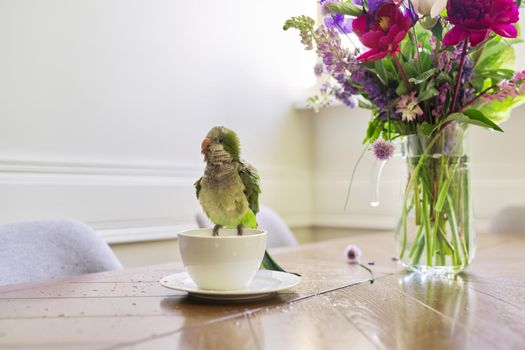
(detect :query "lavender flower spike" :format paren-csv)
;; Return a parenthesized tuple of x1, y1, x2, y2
(372, 140, 395, 161)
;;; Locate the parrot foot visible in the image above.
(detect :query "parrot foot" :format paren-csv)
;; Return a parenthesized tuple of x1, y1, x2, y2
(237, 224, 244, 236)
(212, 225, 222, 236)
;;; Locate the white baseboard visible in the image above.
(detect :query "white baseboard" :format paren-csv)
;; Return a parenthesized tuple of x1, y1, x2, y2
(0, 158, 313, 243)
(88, 217, 195, 244)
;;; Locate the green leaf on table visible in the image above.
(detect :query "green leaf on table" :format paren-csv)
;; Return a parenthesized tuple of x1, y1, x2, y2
(327, 2, 364, 16)
(445, 109, 503, 131)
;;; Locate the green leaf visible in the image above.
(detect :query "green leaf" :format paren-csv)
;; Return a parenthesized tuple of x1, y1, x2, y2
(419, 122, 436, 136)
(396, 81, 408, 96)
(409, 69, 436, 84)
(445, 109, 503, 131)
(418, 86, 439, 102)
(479, 95, 525, 123)
(431, 20, 443, 41)
(374, 61, 389, 85)
(327, 2, 364, 16)
(475, 38, 515, 72)
(358, 99, 374, 110)
(364, 118, 381, 144)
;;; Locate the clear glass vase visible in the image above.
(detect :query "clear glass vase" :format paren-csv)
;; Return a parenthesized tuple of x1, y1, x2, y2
(395, 122, 476, 275)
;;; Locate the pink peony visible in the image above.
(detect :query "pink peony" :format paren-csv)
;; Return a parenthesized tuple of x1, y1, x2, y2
(352, 3, 412, 62)
(443, 0, 520, 46)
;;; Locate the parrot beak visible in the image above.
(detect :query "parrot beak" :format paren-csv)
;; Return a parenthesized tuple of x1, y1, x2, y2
(201, 137, 211, 155)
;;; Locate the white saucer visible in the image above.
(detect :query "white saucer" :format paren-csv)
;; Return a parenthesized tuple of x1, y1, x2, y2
(159, 270, 301, 302)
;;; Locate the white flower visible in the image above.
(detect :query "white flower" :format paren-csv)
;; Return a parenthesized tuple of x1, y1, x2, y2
(411, 0, 447, 17)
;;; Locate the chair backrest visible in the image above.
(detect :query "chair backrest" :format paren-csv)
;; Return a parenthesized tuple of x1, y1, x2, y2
(0, 220, 122, 286)
(489, 206, 525, 234)
(195, 206, 299, 248)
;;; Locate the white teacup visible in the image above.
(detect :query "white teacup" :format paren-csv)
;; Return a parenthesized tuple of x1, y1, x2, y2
(178, 228, 267, 290)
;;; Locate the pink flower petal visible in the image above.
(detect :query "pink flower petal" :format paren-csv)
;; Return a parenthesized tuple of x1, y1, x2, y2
(468, 30, 490, 46)
(491, 24, 518, 38)
(443, 26, 467, 46)
(352, 15, 369, 37)
(360, 31, 385, 49)
(357, 48, 388, 62)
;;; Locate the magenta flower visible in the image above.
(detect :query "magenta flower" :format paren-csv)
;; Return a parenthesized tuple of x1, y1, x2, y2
(443, 0, 520, 46)
(345, 244, 362, 264)
(352, 3, 412, 62)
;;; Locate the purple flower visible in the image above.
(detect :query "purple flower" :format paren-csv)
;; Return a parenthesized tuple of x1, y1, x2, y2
(335, 87, 358, 107)
(483, 80, 523, 102)
(324, 14, 353, 33)
(372, 140, 395, 160)
(432, 82, 451, 118)
(320, 0, 353, 33)
(512, 70, 525, 83)
(345, 244, 362, 264)
(314, 63, 324, 76)
(351, 67, 394, 109)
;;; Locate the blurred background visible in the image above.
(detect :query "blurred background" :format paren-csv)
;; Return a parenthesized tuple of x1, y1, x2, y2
(1, 0, 524, 267)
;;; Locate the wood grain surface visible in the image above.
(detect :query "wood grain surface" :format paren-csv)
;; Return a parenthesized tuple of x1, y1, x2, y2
(0, 232, 524, 350)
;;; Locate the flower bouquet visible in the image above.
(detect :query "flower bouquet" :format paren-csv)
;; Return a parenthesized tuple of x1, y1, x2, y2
(285, 0, 524, 274)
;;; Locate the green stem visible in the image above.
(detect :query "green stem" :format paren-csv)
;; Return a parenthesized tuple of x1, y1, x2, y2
(409, 224, 425, 259)
(393, 54, 412, 92)
(446, 194, 463, 267)
(422, 191, 433, 267)
(400, 134, 443, 258)
(359, 263, 375, 284)
(412, 234, 426, 266)
(450, 39, 469, 113)
(438, 234, 446, 265)
(462, 169, 470, 257)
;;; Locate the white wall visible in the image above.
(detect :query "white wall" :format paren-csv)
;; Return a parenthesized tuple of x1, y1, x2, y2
(2, 0, 522, 243)
(0, 0, 317, 242)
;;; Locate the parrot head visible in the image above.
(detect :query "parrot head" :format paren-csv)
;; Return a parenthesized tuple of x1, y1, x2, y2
(201, 126, 241, 164)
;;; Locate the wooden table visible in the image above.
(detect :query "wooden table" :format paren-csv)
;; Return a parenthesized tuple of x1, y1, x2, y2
(1, 232, 524, 350)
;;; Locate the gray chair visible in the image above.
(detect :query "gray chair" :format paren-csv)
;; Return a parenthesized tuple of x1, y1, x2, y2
(0, 219, 122, 286)
(489, 206, 525, 234)
(196, 206, 299, 248)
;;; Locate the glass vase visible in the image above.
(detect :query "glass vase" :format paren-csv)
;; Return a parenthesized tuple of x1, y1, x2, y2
(395, 122, 476, 275)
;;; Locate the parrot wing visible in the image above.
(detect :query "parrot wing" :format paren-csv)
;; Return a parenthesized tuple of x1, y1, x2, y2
(238, 161, 261, 215)
(239, 161, 301, 277)
(194, 177, 202, 198)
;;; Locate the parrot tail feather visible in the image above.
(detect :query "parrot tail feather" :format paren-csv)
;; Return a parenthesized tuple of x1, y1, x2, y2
(261, 250, 301, 277)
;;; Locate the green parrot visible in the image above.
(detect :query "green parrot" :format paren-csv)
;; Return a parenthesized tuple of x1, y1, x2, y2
(194, 126, 292, 274)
